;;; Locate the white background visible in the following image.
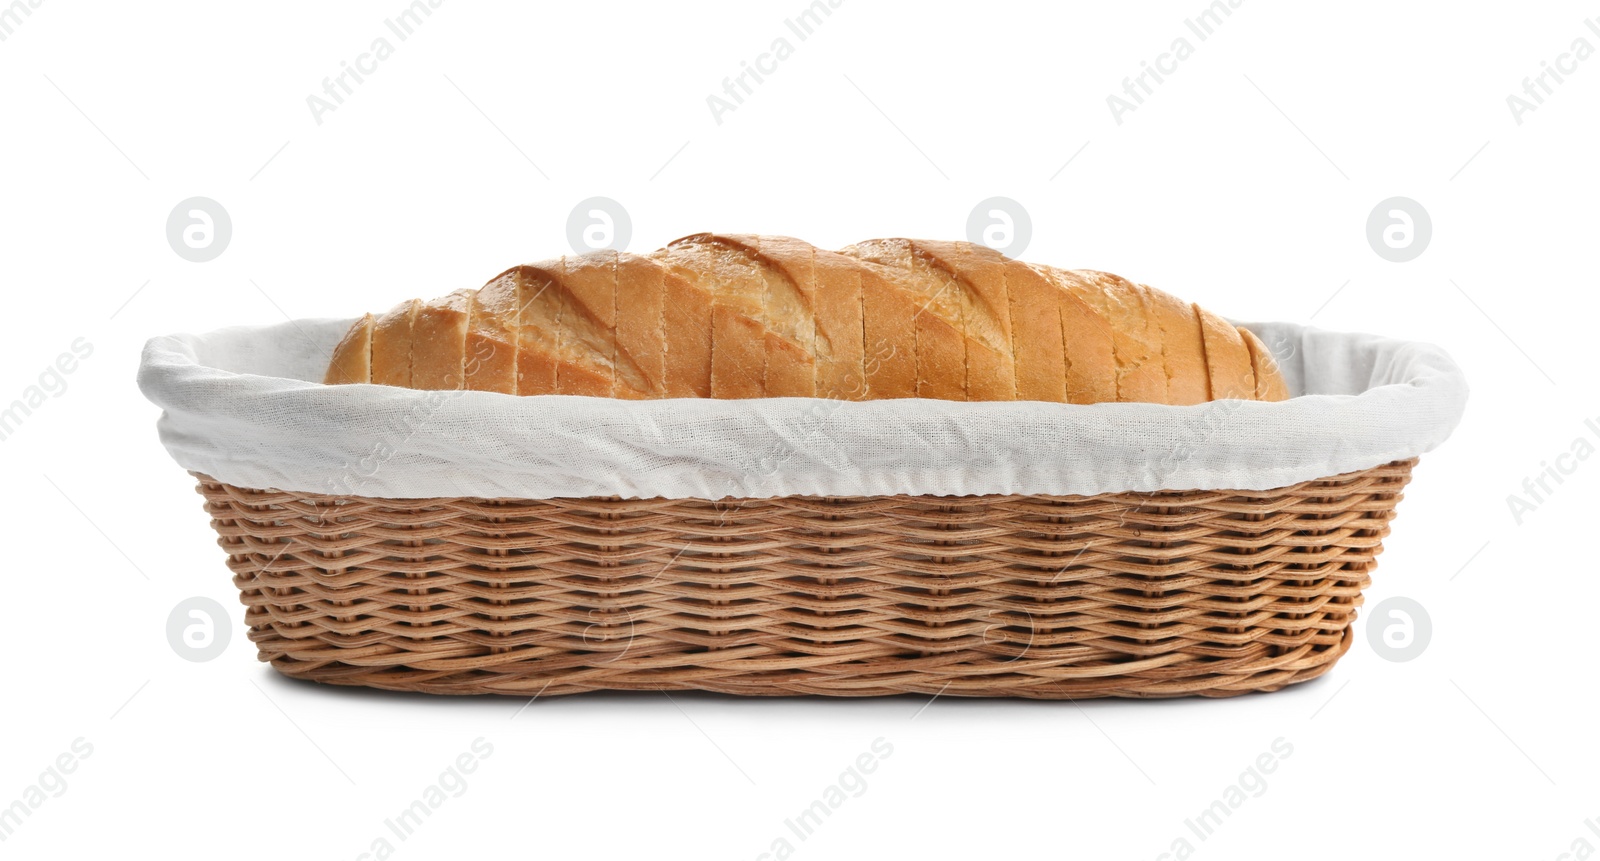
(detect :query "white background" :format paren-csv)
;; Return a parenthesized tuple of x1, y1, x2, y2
(2, 1, 1597, 858)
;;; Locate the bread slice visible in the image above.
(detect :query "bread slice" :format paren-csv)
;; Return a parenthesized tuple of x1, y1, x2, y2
(1141, 284, 1209, 405)
(911, 240, 1015, 401)
(325, 313, 373, 385)
(805, 245, 866, 400)
(1240, 326, 1290, 401)
(656, 236, 766, 398)
(1067, 270, 1168, 403)
(1057, 289, 1118, 405)
(753, 235, 821, 398)
(1195, 305, 1255, 400)
(615, 251, 666, 398)
(853, 261, 921, 398)
(514, 265, 562, 395)
(1000, 262, 1066, 402)
(718, 234, 816, 398)
(410, 289, 472, 390)
(1048, 269, 1135, 401)
(464, 270, 519, 393)
(661, 264, 712, 398)
(556, 252, 619, 397)
(911, 294, 966, 399)
(841, 239, 964, 400)
(371, 298, 419, 387)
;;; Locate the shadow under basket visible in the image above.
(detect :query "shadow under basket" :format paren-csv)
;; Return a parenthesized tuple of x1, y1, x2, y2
(194, 458, 1416, 700)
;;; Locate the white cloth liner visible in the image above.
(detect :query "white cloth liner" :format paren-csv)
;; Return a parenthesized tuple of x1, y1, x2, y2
(137, 317, 1468, 501)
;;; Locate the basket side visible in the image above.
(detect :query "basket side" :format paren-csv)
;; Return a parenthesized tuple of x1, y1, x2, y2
(195, 459, 1416, 699)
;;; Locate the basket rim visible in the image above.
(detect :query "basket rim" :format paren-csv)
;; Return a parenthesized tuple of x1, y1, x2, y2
(189, 457, 1418, 505)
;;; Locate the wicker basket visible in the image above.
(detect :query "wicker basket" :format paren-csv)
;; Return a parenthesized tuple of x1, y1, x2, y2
(194, 457, 1416, 699)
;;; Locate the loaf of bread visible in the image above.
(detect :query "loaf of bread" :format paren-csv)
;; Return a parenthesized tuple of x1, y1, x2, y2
(324, 234, 1289, 404)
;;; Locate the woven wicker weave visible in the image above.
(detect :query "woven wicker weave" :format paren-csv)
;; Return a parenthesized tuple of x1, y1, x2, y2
(194, 458, 1415, 699)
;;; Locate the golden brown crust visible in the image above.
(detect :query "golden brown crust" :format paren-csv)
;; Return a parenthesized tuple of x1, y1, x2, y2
(1001, 262, 1066, 402)
(615, 252, 666, 398)
(805, 245, 866, 400)
(720, 233, 816, 398)
(1196, 305, 1256, 400)
(1240, 326, 1291, 401)
(513, 265, 561, 396)
(656, 236, 766, 398)
(755, 236, 821, 398)
(556, 252, 620, 397)
(661, 266, 712, 398)
(1142, 284, 1209, 406)
(909, 240, 1015, 401)
(1044, 270, 1118, 396)
(410, 289, 472, 391)
(834, 243, 921, 399)
(1068, 270, 1168, 404)
(371, 299, 419, 388)
(839, 239, 965, 400)
(335, 237, 1286, 407)
(1059, 290, 1119, 405)
(1024, 264, 1118, 405)
(465, 273, 518, 393)
(325, 313, 373, 385)
(855, 263, 919, 399)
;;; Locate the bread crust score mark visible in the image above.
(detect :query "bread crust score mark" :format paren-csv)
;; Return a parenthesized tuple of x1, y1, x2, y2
(1191, 302, 1215, 402)
(332, 237, 1289, 405)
